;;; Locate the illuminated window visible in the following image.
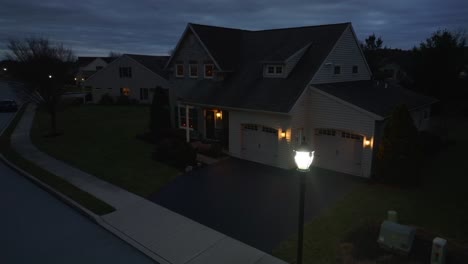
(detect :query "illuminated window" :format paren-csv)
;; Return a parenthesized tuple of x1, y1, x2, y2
(204, 64, 214, 78)
(189, 64, 198, 78)
(119, 67, 132, 78)
(120, 87, 131, 96)
(178, 106, 198, 129)
(176, 64, 184, 77)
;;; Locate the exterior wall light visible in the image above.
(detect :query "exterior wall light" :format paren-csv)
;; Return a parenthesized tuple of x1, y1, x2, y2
(281, 131, 286, 139)
(364, 137, 372, 148)
(48, 75, 52, 79)
(74, 77, 77, 81)
(216, 111, 222, 119)
(3, 68, 7, 71)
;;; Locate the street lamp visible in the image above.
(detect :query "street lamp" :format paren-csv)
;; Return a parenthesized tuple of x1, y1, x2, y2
(294, 144, 314, 264)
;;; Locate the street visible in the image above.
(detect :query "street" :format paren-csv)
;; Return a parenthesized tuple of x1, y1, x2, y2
(0, 80, 156, 264)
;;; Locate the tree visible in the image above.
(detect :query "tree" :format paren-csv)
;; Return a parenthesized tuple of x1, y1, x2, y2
(362, 33, 384, 51)
(413, 30, 466, 99)
(361, 34, 385, 74)
(6, 37, 75, 135)
(149, 87, 171, 138)
(375, 105, 421, 187)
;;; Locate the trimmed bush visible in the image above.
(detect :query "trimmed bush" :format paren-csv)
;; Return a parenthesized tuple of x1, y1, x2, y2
(99, 93, 114, 105)
(153, 137, 196, 170)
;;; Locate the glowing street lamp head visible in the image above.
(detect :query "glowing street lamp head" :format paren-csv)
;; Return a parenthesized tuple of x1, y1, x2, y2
(294, 144, 314, 172)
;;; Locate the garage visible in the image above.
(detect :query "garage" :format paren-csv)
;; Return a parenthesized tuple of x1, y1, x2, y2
(313, 128, 363, 176)
(241, 124, 278, 166)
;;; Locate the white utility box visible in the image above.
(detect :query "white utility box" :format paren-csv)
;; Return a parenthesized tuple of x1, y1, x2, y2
(431, 237, 447, 264)
(377, 220, 416, 254)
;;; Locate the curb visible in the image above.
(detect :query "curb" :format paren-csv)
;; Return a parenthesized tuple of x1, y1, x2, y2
(0, 106, 169, 264)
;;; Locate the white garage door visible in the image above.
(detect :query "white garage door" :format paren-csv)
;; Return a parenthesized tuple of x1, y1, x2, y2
(241, 124, 278, 166)
(313, 129, 363, 176)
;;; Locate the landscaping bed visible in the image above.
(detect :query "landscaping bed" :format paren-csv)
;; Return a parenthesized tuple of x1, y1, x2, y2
(31, 105, 180, 197)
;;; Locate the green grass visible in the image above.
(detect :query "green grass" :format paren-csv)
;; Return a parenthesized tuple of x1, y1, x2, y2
(31, 105, 180, 198)
(274, 116, 468, 263)
(0, 105, 115, 215)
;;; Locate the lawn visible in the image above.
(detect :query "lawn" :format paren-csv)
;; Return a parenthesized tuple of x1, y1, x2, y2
(0, 105, 114, 215)
(273, 115, 468, 263)
(31, 105, 180, 198)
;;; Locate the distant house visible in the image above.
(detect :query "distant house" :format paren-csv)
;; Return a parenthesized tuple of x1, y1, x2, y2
(84, 54, 170, 103)
(376, 49, 414, 86)
(165, 22, 437, 178)
(75, 57, 114, 87)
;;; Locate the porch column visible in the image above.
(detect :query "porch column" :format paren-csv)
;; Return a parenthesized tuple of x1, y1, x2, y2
(185, 105, 190, 143)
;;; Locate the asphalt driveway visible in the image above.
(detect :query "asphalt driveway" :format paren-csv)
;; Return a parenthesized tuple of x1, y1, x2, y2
(149, 158, 365, 253)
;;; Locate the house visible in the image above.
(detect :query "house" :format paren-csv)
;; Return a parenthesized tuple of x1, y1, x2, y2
(75, 57, 114, 87)
(166, 22, 437, 178)
(84, 54, 170, 103)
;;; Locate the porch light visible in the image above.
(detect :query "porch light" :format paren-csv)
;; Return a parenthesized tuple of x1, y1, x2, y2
(364, 138, 372, 147)
(294, 144, 314, 172)
(281, 131, 286, 139)
(216, 111, 222, 119)
(48, 75, 52, 79)
(81, 78, 85, 81)
(74, 77, 77, 81)
(3, 68, 7, 71)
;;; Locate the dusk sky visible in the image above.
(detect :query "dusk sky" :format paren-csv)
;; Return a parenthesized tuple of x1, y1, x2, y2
(1, 0, 467, 57)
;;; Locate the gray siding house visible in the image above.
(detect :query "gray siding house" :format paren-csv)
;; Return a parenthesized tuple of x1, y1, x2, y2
(166, 22, 436, 178)
(84, 54, 170, 103)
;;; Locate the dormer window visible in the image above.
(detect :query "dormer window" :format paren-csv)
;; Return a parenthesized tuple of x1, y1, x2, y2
(204, 64, 214, 78)
(265, 64, 284, 77)
(176, 64, 184, 77)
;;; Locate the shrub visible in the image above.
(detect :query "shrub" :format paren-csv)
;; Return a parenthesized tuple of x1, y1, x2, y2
(417, 131, 443, 155)
(99, 93, 114, 105)
(375, 104, 422, 187)
(116, 95, 130, 104)
(153, 137, 196, 170)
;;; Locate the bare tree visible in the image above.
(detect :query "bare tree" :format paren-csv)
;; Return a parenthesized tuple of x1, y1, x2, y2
(6, 37, 75, 135)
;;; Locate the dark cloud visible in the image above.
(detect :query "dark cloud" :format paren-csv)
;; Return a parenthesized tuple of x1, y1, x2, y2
(1, 0, 467, 57)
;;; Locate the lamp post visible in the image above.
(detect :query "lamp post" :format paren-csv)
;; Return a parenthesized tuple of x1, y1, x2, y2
(294, 144, 314, 264)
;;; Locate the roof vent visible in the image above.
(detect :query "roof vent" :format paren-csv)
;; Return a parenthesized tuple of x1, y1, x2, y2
(325, 62, 333, 66)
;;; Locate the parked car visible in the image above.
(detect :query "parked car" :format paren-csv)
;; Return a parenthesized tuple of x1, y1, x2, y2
(0, 100, 18, 112)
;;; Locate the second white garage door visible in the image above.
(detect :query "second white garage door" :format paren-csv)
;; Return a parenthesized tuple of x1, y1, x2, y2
(313, 128, 363, 176)
(241, 124, 278, 166)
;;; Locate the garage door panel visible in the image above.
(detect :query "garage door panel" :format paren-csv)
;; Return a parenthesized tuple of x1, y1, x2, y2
(313, 129, 363, 176)
(241, 124, 278, 166)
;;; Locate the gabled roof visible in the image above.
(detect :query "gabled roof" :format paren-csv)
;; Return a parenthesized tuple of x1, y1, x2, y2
(179, 22, 350, 112)
(125, 54, 169, 76)
(313, 80, 438, 118)
(77, 57, 113, 67)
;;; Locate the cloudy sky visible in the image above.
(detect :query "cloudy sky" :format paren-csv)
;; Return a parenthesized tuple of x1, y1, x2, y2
(1, 0, 467, 57)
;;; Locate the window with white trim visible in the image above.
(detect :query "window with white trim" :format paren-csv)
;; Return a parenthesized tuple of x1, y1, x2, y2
(119, 67, 132, 78)
(189, 64, 198, 78)
(204, 64, 214, 78)
(176, 64, 184, 77)
(178, 106, 197, 129)
(264, 64, 284, 77)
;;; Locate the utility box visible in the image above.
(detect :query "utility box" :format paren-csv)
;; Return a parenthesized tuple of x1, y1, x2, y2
(431, 237, 447, 264)
(377, 220, 416, 254)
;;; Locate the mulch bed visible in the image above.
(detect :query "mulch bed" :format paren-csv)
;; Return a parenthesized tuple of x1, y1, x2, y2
(338, 221, 468, 264)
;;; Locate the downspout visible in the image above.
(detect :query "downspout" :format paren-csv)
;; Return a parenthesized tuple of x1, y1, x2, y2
(185, 105, 190, 143)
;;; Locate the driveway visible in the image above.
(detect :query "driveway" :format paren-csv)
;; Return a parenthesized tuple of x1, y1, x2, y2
(149, 158, 365, 253)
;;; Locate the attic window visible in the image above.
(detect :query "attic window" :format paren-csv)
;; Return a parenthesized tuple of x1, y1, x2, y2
(119, 67, 132, 78)
(176, 64, 184, 77)
(189, 64, 198, 78)
(352, 65, 358, 74)
(204, 64, 214, 78)
(265, 65, 284, 76)
(334, 66, 341, 75)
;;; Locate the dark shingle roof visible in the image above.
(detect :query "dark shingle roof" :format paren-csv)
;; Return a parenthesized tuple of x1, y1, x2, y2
(125, 54, 169, 76)
(181, 22, 350, 112)
(314, 80, 438, 118)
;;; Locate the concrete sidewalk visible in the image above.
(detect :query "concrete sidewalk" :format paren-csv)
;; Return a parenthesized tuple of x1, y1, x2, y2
(10, 104, 287, 264)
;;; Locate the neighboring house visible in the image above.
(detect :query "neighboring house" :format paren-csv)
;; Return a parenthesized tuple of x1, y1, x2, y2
(84, 54, 170, 103)
(376, 49, 414, 85)
(75, 57, 114, 87)
(166, 22, 437, 178)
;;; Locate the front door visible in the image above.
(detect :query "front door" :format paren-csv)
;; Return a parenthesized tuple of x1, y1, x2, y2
(205, 110, 215, 139)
